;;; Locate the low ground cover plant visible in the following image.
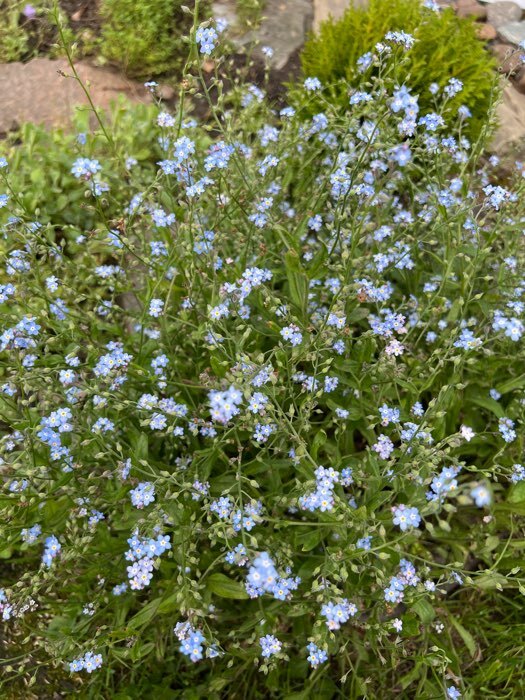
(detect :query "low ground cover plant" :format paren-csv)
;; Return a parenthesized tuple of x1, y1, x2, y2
(0, 0, 73, 63)
(2, 5, 525, 698)
(98, 0, 199, 77)
(2, 100, 158, 229)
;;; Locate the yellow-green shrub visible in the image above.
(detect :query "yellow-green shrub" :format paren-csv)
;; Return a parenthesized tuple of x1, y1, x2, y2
(300, 0, 499, 141)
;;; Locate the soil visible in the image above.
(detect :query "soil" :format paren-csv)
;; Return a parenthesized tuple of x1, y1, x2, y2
(12, 0, 102, 60)
(59, 0, 102, 32)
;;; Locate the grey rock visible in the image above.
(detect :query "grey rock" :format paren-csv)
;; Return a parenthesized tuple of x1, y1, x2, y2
(212, 0, 238, 29)
(487, 2, 522, 28)
(214, 0, 313, 71)
(492, 85, 525, 155)
(256, 0, 313, 69)
(0, 58, 151, 133)
(314, 0, 365, 28)
(497, 20, 525, 43)
(482, 0, 525, 9)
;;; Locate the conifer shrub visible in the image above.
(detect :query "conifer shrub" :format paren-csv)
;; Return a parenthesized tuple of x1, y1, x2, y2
(1, 11, 525, 699)
(300, 0, 499, 141)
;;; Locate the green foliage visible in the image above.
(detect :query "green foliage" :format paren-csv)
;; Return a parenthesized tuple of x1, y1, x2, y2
(0, 1, 76, 63)
(99, 0, 196, 77)
(2, 15, 525, 700)
(300, 0, 499, 141)
(1, 99, 159, 230)
(0, 3, 29, 62)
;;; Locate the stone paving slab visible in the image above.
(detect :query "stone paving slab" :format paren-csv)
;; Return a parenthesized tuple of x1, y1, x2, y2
(0, 58, 151, 133)
(314, 0, 366, 28)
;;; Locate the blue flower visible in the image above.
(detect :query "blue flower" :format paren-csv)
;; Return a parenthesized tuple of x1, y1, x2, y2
(260, 634, 282, 657)
(130, 482, 156, 509)
(392, 504, 421, 531)
(470, 485, 491, 508)
(306, 642, 328, 668)
(304, 77, 322, 91)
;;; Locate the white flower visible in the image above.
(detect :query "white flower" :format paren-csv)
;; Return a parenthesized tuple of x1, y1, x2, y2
(460, 425, 475, 442)
(392, 618, 403, 632)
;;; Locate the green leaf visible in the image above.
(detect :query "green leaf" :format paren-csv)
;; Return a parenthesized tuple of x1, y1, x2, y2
(447, 297, 464, 323)
(129, 431, 148, 461)
(474, 571, 508, 590)
(128, 597, 162, 629)
(296, 527, 327, 551)
(496, 501, 525, 516)
(497, 373, 525, 395)
(311, 429, 327, 460)
(411, 598, 435, 624)
(206, 573, 248, 599)
(449, 616, 476, 658)
(352, 336, 376, 364)
(130, 640, 155, 661)
(399, 661, 423, 689)
(284, 250, 309, 315)
(508, 481, 525, 504)
(467, 394, 505, 419)
(210, 353, 227, 378)
(402, 614, 420, 637)
(307, 244, 328, 277)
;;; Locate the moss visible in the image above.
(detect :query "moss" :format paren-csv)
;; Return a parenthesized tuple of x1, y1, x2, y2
(300, 0, 499, 141)
(98, 0, 198, 77)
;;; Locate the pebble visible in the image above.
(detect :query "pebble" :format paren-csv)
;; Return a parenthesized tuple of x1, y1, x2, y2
(515, 69, 525, 92)
(490, 41, 523, 72)
(477, 22, 498, 39)
(456, 0, 487, 19)
(497, 20, 525, 43)
(487, 2, 522, 29)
